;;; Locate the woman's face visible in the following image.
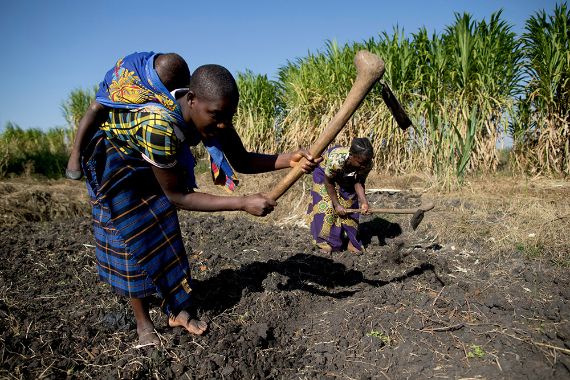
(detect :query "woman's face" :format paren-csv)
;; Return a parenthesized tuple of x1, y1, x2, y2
(180, 92, 237, 140)
(346, 154, 370, 172)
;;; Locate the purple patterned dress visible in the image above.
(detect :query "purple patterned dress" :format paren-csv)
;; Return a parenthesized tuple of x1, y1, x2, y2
(306, 146, 371, 252)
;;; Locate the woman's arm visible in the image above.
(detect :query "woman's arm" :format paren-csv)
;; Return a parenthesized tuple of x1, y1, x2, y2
(354, 182, 369, 213)
(151, 165, 276, 216)
(219, 126, 319, 174)
(324, 175, 347, 216)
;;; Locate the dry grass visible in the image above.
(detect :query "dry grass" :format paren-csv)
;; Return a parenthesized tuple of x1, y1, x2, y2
(0, 177, 89, 226)
(190, 164, 316, 227)
(1, 172, 568, 266)
(431, 174, 569, 264)
(194, 169, 570, 265)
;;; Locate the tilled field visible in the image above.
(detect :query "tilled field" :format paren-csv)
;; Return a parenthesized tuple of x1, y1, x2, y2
(1, 187, 569, 379)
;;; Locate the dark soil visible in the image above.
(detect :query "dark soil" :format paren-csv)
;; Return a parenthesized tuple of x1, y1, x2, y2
(1, 190, 569, 379)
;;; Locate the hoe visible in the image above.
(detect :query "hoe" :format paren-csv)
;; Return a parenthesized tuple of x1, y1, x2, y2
(266, 50, 431, 229)
(345, 202, 435, 230)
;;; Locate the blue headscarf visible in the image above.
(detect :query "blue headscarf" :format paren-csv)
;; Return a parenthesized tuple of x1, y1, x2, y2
(96, 51, 238, 191)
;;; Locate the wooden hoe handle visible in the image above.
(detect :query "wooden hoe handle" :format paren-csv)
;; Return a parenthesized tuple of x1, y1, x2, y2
(345, 202, 435, 214)
(267, 51, 385, 201)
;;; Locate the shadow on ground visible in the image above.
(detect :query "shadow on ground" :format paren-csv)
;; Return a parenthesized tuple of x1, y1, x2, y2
(193, 253, 438, 314)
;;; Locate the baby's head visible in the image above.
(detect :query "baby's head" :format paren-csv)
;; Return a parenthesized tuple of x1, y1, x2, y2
(154, 53, 191, 93)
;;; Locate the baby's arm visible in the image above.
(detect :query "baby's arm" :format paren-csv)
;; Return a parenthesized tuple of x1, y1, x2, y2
(66, 101, 109, 177)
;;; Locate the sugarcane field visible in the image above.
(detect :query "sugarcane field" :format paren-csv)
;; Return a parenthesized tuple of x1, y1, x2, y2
(1, 2, 569, 379)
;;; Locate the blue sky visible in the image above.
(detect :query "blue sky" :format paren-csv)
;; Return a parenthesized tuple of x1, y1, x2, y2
(0, 0, 561, 130)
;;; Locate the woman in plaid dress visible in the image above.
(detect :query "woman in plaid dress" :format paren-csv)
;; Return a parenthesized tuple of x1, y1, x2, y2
(74, 52, 319, 347)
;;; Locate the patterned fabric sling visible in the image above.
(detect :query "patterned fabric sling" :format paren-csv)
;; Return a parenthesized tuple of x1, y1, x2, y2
(96, 51, 238, 191)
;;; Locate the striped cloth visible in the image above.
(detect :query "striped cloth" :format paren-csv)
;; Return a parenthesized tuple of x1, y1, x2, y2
(83, 128, 193, 316)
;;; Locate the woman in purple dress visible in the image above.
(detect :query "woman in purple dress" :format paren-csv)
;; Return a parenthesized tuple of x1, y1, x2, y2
(307, 138, 374, 254)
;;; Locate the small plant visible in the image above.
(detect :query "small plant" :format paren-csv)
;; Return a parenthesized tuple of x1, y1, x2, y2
(237, 312, 250, 324)
(466, 344, 486, 358)
(193, 158, 211, 174)
(515, 242, 544, 259)
(366, 330, 391, 345)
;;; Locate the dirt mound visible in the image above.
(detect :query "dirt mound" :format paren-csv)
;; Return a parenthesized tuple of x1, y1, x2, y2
(1, 185, 568, 379)
(0, 179, 89, 225)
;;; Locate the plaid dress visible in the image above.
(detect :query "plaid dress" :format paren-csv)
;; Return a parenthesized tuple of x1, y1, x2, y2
(83, 109, 193, 316)
(84, 51, 237, 316)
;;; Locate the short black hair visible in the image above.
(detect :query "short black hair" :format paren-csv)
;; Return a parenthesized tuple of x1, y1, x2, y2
(349, 137, 374, 158)
(154, 53, 190, 91)
(188, 64, 239, 103)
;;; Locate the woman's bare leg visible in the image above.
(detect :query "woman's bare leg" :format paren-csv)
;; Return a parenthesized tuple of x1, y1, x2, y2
(130, 298, 160, 346)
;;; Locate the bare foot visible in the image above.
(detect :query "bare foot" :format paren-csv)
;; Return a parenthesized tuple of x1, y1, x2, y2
(317, 243, 332, 254)
(136, 327, 160, 348)
(347, 241, 363, 254)
(168, 310, 207, 335)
